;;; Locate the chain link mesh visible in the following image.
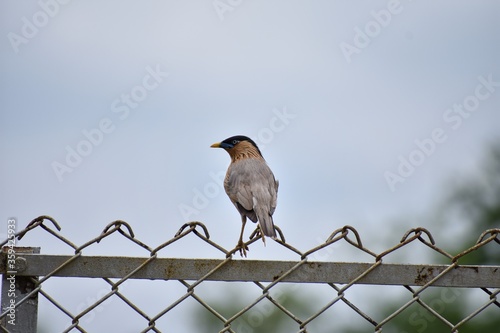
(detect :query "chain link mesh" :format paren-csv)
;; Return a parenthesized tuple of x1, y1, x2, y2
(1, 216, 499, 332)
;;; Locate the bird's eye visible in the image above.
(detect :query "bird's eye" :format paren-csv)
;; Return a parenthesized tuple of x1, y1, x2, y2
(232, 140, 239, 145)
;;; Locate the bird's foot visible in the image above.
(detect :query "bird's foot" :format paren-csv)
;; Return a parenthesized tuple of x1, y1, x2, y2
(236, 240, 249, 257)
(249, 227, 266, 244)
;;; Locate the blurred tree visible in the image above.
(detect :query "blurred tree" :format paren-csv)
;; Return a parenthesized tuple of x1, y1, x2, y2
(191, 142, 500, 332)
(443, 143, 500, 264)
(192, 286, 317, 333)
(375, 142, 500, 333)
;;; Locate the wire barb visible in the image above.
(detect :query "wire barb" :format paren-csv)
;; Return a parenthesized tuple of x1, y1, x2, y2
(101, 220, 135, 238)
(476, 228, 500, 245)
(17, 215, 62, 240)
(175, 221, 210, 239)
(400, 227, 435, 245)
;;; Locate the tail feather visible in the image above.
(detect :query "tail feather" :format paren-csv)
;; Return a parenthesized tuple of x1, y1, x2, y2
(251, 193, 277, 241)
(258, 214, 277, 239)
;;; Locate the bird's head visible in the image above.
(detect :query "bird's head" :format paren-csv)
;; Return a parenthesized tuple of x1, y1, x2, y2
(211, 135, 263, 160)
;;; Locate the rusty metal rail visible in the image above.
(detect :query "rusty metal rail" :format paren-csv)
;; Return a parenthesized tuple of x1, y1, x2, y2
(0, 216, 498, 333)
(2, 254, 499, 288)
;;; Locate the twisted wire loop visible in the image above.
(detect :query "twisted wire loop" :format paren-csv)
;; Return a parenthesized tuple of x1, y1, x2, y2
(0, 215, 498, 333)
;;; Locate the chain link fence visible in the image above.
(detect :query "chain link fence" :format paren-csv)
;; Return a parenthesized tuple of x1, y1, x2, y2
(0, 216, 499, 332)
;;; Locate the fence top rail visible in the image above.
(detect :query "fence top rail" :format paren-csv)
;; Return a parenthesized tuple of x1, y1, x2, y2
(1, 216, 499, 290)
(1, 252, 499, 288)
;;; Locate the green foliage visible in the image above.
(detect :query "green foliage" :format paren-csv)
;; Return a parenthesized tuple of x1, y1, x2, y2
(444, 144, 500, 265)
(192, 286, 314, 333)
(379, 142, 500, 332)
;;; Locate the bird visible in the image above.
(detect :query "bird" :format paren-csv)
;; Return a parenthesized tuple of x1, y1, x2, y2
(211, 135, 279, 257)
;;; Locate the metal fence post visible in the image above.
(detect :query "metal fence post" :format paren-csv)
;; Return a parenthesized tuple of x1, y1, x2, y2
(1, 247, 40, 333)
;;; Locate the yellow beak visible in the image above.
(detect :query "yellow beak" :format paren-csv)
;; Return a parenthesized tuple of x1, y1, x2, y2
(210, 142, 221, 148)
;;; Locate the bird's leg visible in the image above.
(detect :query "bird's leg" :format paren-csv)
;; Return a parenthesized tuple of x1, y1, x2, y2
(237, 216, 249, 257)
(249, 225, 266, 245)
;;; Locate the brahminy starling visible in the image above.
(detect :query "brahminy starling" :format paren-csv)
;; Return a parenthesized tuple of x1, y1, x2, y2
(211, 135, 278, 256)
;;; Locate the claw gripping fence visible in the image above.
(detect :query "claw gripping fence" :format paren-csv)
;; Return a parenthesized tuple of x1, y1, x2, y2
(0, 216, 499, 332)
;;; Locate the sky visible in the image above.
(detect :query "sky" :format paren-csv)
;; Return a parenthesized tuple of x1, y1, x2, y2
(1, 1, 499, 332)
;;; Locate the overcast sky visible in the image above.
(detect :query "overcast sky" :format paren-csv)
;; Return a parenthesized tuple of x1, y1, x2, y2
(1, 1, 499, 332)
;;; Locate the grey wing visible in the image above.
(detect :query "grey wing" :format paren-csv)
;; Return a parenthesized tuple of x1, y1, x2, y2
(269, 179, 279, 215)
(225, 162, 258, 222)
(226, 159, 278, 222)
